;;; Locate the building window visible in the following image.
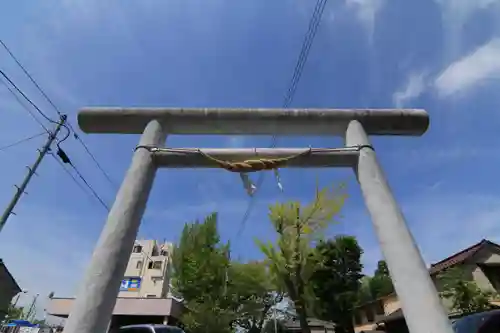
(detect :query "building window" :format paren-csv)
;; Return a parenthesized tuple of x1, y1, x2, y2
(146, 294, 157, 298)
(132, 245, 142, 253)
(136, 260, 143, 270)
(354, 311, 362, 325)
(160, 249, 168, 256)
(147, 261, 162, 269)
(152, 277, 163, 285)
(365, 308, 375, 322)
(151, 246, 159, 257)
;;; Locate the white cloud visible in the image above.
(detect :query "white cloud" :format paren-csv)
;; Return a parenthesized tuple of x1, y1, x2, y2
(435, 38, 500, 97)
(346, 189, 500, 275)
(392, 71, 428, 107)
(345, 0, 385, 41)
(435, 0, 499, 22)
(401, 191, 500, 264)
(435, 0, 500, 58)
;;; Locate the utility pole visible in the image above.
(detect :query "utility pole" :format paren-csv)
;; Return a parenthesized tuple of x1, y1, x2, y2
(0, 115, 67, 234)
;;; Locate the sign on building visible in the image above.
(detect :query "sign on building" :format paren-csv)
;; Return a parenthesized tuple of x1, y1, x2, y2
(120, 277, 141, 291)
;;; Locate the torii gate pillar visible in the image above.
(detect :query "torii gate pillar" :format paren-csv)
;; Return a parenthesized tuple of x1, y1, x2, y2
(63, 120, 167, 333)
(63, 108, 453, 333)
(346, 120, 451, 333)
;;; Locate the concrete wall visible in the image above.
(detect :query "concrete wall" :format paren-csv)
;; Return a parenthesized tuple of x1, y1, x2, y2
(383, 294, 400, 315)
(48, 297, 183, 318)
(473, 248, 500, 293)
(354, 297, 392, 332)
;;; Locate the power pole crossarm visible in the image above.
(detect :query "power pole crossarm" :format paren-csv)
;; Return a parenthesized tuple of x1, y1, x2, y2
(0, 115, 67, 233)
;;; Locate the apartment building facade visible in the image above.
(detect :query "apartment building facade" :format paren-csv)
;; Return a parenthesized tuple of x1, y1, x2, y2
(48, 239, 183, 331)
(119, 240, 174, 299)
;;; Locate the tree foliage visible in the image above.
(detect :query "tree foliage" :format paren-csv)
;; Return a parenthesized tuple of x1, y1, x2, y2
(172, 212, 233, 333)
(438, 267, 496, 314)
(256, 185, 347, 333)
(309, 236, 364, 333)
(32, 319, 46, 325)
(172, 213, 280, 333)
(368, 260, 394, 299)
(4, 305, 24, 322)
(357, 276, 374, 305)
(227, 261, 282, 333)
(356, 260, 395, 304)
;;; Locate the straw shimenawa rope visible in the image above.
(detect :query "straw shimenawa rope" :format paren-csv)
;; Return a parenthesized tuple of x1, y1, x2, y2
(197, 148, 312, 173)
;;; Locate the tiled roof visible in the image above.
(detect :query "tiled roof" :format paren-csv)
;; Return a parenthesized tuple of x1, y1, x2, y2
(428, 239, 500, 275)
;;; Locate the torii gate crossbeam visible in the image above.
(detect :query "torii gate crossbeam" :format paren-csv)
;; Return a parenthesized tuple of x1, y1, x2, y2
(63, 108, 453, 333)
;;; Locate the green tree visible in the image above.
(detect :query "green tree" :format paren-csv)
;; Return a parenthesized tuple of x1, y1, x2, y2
(227, 261, 282, 333)
(257, 185, 347, 333)
(309, 236, 364, 333)
(32, 319, 46, 325)
(4, 305, 24, 322)
(438, 267, 496, 314)
(172, 213, 234, 333)
(173, 213, 281, 333)
(369, 260, 394, 299)
(357, 276, 374, 305)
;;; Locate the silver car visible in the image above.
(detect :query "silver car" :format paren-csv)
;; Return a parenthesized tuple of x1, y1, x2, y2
(119, 324, 185, 333)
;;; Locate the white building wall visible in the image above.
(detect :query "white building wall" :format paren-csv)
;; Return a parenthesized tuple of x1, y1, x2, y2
(118, 239, 173, 299)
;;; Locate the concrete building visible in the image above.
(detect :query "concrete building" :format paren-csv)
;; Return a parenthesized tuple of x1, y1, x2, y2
(282, 318, 335, 333)
(353, 239, 500, 333)
(0, 259, 21, 322)
(119, 240, 174, 299)
(47, 240, 183, 330)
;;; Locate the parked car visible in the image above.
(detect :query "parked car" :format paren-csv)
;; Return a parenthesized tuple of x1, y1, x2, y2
(452, 309, 500, 333)
(118, 324, 185, 333)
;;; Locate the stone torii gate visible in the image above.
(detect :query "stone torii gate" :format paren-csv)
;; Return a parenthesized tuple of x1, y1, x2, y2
(63, 108, 453, 333)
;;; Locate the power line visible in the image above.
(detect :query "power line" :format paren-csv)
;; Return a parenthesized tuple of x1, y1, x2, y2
(55, 147, 110, 211)
(0, 68, 71, 145)
(52, 148, 153, 246)
(69, 161, 110, 211)
(50, 153, 90, 200)
(51, 150, 109, 213)
(236, 0, 329, 236)
(0, 39, 64, 116)
(0, 39, 117, 187)
(0, 69, 57, 124)
(68, 125, 118, 187)
(0, 132, 46, 152)
(0, 75, 50, 133)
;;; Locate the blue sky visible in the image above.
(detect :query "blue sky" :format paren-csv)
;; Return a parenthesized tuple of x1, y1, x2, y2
(2, 0, 500, 315)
